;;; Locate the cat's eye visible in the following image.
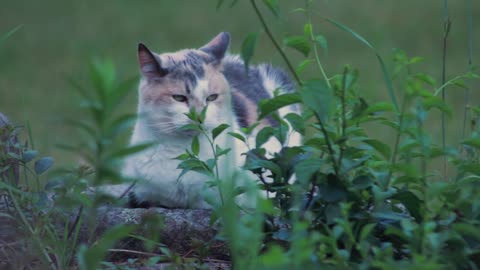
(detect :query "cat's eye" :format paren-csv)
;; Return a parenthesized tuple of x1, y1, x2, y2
(206, 94, 218, 102)
(172, 95, 187, 102)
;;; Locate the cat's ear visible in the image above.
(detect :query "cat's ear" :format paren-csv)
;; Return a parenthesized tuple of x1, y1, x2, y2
(138, 43, 168, 80)
(199, 32, 230, 61)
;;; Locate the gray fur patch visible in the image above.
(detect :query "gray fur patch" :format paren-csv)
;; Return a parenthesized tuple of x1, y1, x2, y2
(166, 51, 212, 89)
(222, 56, 296, 127)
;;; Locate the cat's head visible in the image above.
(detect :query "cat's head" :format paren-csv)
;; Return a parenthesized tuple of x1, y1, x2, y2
(137, 32, 231, 137)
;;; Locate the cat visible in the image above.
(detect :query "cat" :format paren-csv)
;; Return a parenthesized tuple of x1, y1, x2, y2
(102, 32, 301, 209)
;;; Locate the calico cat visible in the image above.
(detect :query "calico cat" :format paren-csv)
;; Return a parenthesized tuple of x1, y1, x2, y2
(105, 32, 300, 209)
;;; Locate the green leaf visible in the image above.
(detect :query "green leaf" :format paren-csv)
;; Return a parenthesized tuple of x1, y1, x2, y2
(319, 181, 347, 203)
(296, 59, 312, 74)
(259, 245, 289, 266)
(212, 123, 230, 140)
(300, 79, 333, 121)
(174, 153, 190, 161)
(191, 135, 200, 156)
(284, 113, 305, 135)
(352, 175, 373, 190)
(244, 159, 282, 178)
(315, 35, 328, 53)
(365, 102, 395, 114)
(259, 93, 302, 119)
(295, 158, 323, 183)
(34, 157, 54, 175)
(359, 223, 376, 241)
(215, 145, 231, 157)
(303, 23, 313, 37)
(241, 32, 258, 73)
(90, 58, 116, 95)
(262, 0, 279, 18)
(177, 159, 213, 178)
(256, 126, 275, 147)
(363, 139, 391, 159)
(462, 138, 480, 149)
(390, 190, 423, 222)
(453, 223, 480, 241)
(283, 35, 310, 57)
(108, 143, 154, 160)
(228, 132, 246, 143)
(241, 122, 260, 136)
(178, 123, 201, 132)
(422, 96, 452, 116)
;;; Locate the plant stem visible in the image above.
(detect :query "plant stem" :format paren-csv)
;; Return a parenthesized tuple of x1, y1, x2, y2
(385, 95, 409, 188)
(250, 0, 302, 86)
(67, 205, 83, 239)
(316, 115, 340, 177)
(337, 67, 348, 167)
(462, 0, 473, 139)
(441, 0, 450, 180)
(202, 129, 224, 205)
(306, 0, 331, 88)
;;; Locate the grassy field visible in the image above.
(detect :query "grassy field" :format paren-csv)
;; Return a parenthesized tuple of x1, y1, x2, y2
(1, 0, 479, 166)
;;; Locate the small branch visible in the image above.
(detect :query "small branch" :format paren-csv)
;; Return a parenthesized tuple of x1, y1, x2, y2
(250, 0, 302, 86)
(316, 115, 340, 177)
(385, 96, 409, 188)
(118, 180, 137, 200)
(108, 248, 163, 258)
(337, 67, 348, 168)
(462, 0, 474, 140)
(306, 0, 331, 88)
(67, 205, 83, 239)
(303, 178, 317, 212)
(441, 0, 451, 180)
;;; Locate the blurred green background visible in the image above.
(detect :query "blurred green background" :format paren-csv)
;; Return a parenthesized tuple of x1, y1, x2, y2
(1, 0, 479, 166)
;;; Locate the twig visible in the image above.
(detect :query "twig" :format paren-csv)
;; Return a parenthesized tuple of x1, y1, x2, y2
(108, 249, 231, 265)
(385, 96, 409, 188)
(67, 205, 83, 239)
(441, 0, 451, 180)
(250, 0, 302, 86)
(118, 180, 137, 200)
(108, 248, 162, 257)
(306, 0, 331, 88)
(316, 114, 340, 177)
(337, 67, 348, 167)
(182, 249, 195, 258)
(303, 181, 317, 212)
(462, 0, 473, 139)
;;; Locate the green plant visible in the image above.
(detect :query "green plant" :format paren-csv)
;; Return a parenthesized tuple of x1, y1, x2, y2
(211, 1, 480, 269)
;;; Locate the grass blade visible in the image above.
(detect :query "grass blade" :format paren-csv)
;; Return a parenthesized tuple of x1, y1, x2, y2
(0, 25, 23, 46)
(323, 18, 399, 112)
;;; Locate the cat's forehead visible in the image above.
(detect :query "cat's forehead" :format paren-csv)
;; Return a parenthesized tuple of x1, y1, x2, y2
(158, 49, 220, 90)
(160, 49, 214, 74)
